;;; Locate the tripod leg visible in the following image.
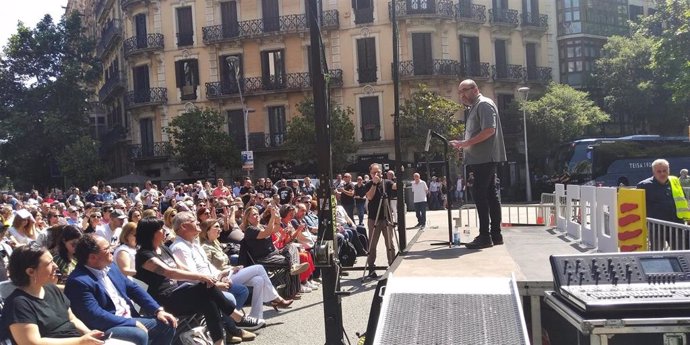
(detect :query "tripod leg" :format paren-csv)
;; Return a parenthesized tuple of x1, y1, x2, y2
(362, 195, 385, 281)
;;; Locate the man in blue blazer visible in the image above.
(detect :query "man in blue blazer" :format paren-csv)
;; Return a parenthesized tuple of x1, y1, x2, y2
(65, 234, 177, 345)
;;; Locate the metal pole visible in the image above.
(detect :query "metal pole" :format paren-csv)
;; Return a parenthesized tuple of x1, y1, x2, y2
(226, 56, 249, 153)
(518, 87, 531, 202)
(391, 0, 406, 249)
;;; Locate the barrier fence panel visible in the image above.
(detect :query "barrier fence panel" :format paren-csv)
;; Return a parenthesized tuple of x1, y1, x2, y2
(555, 184, 567, 232)
(595, 187, 618, 253)
(540, 193, 556, 226)
(566, 184, 581, 240)
(647, 218, 690, 251)
(579, 186, 597, 249)
(455, 204, 553, 229)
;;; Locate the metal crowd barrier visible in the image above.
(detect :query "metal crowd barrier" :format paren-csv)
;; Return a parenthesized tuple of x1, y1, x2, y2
(455, 204, 553, 229)
(647, 217, 690, 251)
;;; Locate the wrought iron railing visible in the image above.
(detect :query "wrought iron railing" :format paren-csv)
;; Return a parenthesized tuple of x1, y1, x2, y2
(522, 12, 548, 29)
(205, 69, 343, 99)
(202, 10, 339, 44)
(357, 67, 378, 84)
(96, 20, 122, 59)
(455, 2, 487, 23)
(489, 8, 519, 26)
(124, 33, 165, 57)
(398, 59, 461, 78)
(248, 132, 286, 150)
(125, 87, 167, 108)
(388, 0, 454, 20)
(177, 32, 194, 47)
(361, 124, 381, 142)
(492, 64, 524, 81)
(129, 142, 172, 160)
(460, 62, 491, 79)
(98, 72, 126, 103)
(354, 8, 375, 24)
(525, 66, 552, 83)
(120, 0, 144, 11)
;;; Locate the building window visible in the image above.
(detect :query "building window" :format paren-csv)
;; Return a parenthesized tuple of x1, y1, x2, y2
(629, 5, 643, 22)
(220, 54, 243, 93)
(227, 109, 245, 149)
(176, 7, 194, 47)
(525, 43, 537, 79)
(494, 39, 508, 78)
(359, 96, 380, 141)
(220, 1, 239, 38)
(261, 50, 285, 90)
(268, 106, 286, 147)
(175, 59, 199, 101)
(411, 33, 433, 75)
(132, 65, 150, 103)
(90, 116, 107, 139)
(356, 37, 377, 83)
(461, 36, 480, 75)
(140, 118, 154, 157)
(262, 0, 280, 32)
(353, 0, 374, 24)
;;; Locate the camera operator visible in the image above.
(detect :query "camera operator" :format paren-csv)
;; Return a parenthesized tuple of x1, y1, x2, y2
(364, 163, 397, 279)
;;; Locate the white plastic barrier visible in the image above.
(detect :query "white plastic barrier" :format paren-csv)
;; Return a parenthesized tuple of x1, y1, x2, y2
(566, 184, 581, 240)
(554, 184, 567, 232)
(579, 186, 597, 248)
(594, 187, 618, 253)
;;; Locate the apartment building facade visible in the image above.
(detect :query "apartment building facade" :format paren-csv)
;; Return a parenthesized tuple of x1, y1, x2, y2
(75, 0, 558, 187)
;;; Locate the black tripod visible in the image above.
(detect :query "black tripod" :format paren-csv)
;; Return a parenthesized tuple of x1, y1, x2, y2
(361, 177, 398, 281)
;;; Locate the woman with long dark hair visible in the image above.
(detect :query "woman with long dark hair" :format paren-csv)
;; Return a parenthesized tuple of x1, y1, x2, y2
(51, 225, 83, 284)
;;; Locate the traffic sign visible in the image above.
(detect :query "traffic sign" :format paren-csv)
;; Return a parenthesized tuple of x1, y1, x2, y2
(241, 150, 254, 170)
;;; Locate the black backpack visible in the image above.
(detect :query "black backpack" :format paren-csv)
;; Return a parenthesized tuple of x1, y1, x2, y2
(339, 240, 357, 267)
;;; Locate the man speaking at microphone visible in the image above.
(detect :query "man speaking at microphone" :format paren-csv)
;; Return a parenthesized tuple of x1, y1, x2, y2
(364, 163, 396, 278)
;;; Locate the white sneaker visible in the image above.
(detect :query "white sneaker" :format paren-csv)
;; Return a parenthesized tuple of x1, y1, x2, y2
(310, 279, 321, 286)
(300, 284, 312, 293)
(307, 281, 319, 290)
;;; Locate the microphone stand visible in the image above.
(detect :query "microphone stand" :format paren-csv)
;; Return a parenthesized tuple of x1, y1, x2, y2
(427, 131, 454, 248)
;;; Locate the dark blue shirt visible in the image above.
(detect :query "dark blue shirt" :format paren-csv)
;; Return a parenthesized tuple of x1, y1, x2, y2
(636, 176, 683, 223)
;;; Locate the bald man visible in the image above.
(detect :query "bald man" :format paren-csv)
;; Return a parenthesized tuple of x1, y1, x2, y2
(450, 79, 506, 249)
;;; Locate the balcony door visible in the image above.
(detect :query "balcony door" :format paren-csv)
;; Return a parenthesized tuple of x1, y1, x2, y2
(356, 37, 377, 83)
(221, 1, 239, 38)
(134, 14, 147, 49)
(461, 36, 480, 76)
(140, 118, 154, 157)
(493, 0, 508, 10)
(220, 54, 243, 93)
(360, 96, 380, 141)
(132, 65, 150, 103)
(262, 0, 280, 33)
(412, 33, 432, 75)
(494, 39, 507, 78)
(407, 0, 434, 13)
(268, 106, 286, 147)
(227, 109, 245, 149)
(522, 0, 538, 15)
(176, 7, 194, 46)
(261, 50, 285, 90)
(526, 43, 537, 80)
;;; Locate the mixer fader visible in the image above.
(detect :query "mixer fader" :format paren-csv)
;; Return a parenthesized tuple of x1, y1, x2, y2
(550, 251, 690, 317)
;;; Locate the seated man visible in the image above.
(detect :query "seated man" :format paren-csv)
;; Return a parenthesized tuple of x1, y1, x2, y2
(64, 234, 177, 345)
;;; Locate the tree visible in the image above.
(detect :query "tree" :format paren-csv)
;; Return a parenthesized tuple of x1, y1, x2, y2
(0, 12, 100, 190)
(522, 83, 610, 160)
(399, 84, 463, 157)
(58, 136, 107, 188)
(285, 98, 357, 172)
(164, 108, 240, 176)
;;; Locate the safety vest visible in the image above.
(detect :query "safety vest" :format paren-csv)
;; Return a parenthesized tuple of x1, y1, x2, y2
(669, 176, 690, 220)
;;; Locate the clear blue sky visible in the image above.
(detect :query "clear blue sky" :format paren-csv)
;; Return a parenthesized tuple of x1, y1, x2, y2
(0, 1, 68, 50)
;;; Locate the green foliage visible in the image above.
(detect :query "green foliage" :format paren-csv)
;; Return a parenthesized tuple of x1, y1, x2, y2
(522, 83, 610, 159)
(58, 136, 107, 188)
(164, 108, 240, 176)
(285, 98, 357, 172)
(0, 12, 101, 190)
(399, 84, 463, 156)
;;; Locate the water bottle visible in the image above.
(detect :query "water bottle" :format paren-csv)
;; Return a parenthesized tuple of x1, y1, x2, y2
(452, 231, 460, 246)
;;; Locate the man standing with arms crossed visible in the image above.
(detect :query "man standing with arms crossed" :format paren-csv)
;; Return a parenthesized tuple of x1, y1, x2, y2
(450, 79, 507, 249)
(365, 163, 396, 278)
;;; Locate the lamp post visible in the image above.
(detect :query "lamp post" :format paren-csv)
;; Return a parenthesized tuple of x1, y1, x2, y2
(226, 56, 249, 154)
(518, 86, 532, 202)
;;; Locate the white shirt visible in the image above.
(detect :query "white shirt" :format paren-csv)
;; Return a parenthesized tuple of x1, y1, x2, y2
(96, 224, 121, 246)
(84, 265, 132, 318)
(170, 237, 219, 278)
(411, 180, 429, 203)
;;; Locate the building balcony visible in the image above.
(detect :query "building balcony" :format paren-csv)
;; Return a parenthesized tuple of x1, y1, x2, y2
(124, 34, 164, 58)
(205, 69, 343, 100)
(489, 8, 519, 33)
(98, 73, 126, 103)
(248, 132, 287, 151)
(96, 20, 122, 60)
(100, 126, 128, 154)
(125, 87, 167, 109)
(398, 59, 461, 79)
(202, 10, 339, 45)
(129, 142, 172, 161)
(521, 12, 548, 37)
(460, 62, 492, 80)
(357, 67, 378, 84)
(525, 66, 552, 84)
(455, 2, 487, 29)
(94, 0, 114, 23)
(121, 0, 145, 11)
(492, 64, 524, 82)
(388, 0, 454, 21)
(361, 124, 381, 142)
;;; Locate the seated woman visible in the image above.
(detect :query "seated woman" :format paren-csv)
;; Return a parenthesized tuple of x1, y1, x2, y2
(83, 211, 104, 235)
(277, 205, 317, 293)
(134, 217, 255, 345)
(200, 219, 292, 320)
(0, 244, 106, 344)
(113, 222, 138, 278)
(51, 225, 83, 284)
(8, 209, 44, 247)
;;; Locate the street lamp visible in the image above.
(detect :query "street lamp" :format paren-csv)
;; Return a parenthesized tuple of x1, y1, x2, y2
(226, 56, 249, 153)
(518, 86, 532, 202)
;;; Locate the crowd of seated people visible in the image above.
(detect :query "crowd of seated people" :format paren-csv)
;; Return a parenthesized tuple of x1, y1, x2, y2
(0, 175, 370, 344)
